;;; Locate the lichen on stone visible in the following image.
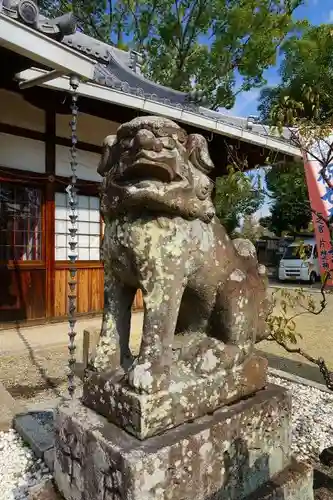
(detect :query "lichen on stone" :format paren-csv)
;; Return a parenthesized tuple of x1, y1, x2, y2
(92, 115, 270, 395)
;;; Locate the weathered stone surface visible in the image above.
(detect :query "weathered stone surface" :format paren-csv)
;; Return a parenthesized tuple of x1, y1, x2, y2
(83, 355, 267, 439)
(29, 479, 63, 500)
(92, 116, 270, 394)
(246, 458, 313, 500)
(44, 447, 55, 473)
(314, 488, 332, 500)
(59, 115, 313, 500)
(54, 385, 294, 500)
(14, 410, 54, 458)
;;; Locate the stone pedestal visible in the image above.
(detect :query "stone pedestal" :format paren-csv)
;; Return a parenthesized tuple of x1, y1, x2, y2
(82, 355, 268, 439)
(53, 385, 314, 500)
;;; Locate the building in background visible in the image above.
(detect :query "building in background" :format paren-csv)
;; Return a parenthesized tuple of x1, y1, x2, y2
(0, 3, 300, 327)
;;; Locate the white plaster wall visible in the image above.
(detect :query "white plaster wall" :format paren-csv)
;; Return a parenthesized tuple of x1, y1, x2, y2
(0, 133, 45, 173)
(56, 112, 118, 146)
(0, 89, 45, 132)
(56, 145, 102, 182)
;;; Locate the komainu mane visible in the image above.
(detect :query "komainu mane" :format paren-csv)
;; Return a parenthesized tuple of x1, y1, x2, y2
(93, 116, 269, 394)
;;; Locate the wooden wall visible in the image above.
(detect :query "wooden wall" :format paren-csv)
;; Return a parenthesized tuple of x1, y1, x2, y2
(0, 260, 143, 326)
(54, 263, 104, 318)
(53, 265, 143, 318)
(0, 265, 46, 324)
(0, 88, 144, 328)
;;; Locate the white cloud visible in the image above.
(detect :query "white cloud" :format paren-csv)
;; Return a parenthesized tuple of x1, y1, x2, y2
(329, 9, 333, 22)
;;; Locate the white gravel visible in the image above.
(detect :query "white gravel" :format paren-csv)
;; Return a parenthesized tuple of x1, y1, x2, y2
(0, 375, 333, 498)
(268, 374, 333, 464)
(0, 429, 52, 500)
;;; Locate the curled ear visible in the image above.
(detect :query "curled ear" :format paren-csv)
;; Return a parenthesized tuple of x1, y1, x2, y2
(97, 135, 117, 177)
(233, 238, 257, 261)
(186, 134, 214, 174)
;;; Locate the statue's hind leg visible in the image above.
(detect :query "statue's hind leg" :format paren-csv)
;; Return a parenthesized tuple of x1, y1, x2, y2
(213, 269, 258, 367)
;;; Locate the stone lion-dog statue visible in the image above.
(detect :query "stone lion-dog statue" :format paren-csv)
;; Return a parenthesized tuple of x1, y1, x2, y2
(92, 116, 269, 394)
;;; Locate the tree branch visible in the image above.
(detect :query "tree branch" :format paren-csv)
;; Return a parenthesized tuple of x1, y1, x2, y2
(268, 336, 333, 390)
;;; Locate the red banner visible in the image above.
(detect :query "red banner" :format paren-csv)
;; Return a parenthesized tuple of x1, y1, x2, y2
(303, 145, 333, 286)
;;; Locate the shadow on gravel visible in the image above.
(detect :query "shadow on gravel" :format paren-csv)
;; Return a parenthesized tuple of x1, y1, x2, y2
(255, 349, 326, 386)
(2, 257, 64, 399)
(12, 323, 64, 399)
(7, 378, 65, 399)
(314, 467, 333, 499)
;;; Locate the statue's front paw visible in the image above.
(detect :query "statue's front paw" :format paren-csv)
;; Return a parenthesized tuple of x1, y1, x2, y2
(127, 361, 169, 394)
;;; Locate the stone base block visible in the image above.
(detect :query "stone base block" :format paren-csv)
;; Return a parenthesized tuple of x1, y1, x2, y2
(54, 385, 297, 500)
(28, 479, 63, 500)
(247, 459, 313, 500)
(82, 355, 267, 439)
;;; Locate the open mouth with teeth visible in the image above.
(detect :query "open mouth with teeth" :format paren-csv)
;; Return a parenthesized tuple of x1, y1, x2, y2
(115, 157, 177, 185)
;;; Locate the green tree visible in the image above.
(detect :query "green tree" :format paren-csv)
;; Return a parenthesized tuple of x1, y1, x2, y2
(258, 24, 333, 124)
(214, 167, 264, 235)
(39, 0, 304, 109)
(261, 161, 311, 236)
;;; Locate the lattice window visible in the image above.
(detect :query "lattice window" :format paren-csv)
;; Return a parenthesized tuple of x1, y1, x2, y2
(55, 192, 101, 261)
(0, 183, 42, 261)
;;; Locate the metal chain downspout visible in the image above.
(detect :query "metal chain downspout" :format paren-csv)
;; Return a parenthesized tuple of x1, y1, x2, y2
(67, 74, 80, 398)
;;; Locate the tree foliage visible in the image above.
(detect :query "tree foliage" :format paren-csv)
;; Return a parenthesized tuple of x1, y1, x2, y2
(214, 167, 264, 234)
(39, 0, 304, 108)
(258, 24, 333, 124)
(260, 161, 311, 236)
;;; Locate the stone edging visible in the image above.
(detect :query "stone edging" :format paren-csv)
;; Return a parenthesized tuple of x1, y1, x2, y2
(268, 367, 332, 394)
(269, 284, 322, 294)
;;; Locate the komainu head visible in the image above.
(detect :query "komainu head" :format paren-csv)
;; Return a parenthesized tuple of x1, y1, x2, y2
(98, 116, 216, 223)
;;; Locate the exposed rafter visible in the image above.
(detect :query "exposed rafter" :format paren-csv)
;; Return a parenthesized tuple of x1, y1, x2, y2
(0, 14, 96, 79)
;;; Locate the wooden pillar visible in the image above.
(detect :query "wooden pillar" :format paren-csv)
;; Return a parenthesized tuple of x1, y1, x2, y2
(45, 106, 56, 319)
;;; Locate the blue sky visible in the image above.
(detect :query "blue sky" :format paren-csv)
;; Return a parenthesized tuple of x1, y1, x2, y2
(221, 0, 328, 119)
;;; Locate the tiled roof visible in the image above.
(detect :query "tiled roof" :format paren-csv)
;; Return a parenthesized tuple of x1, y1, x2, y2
(63, 32, 292, 144)
(1, 1, 292, 146)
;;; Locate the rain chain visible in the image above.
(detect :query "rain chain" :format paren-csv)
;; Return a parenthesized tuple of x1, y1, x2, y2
(66, 74, 80, 398)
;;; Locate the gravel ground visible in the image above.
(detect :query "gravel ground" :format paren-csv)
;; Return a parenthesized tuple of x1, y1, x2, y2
(1, 375, 333, 499)
(0, 429, 52, 500)
(267, 374, 333, 464)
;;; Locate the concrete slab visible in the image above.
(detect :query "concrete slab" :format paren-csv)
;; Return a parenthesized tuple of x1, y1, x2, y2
(14, 410, 54, 458)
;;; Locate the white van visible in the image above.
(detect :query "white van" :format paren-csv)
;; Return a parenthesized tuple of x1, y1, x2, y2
(278, 238, 321, 284)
